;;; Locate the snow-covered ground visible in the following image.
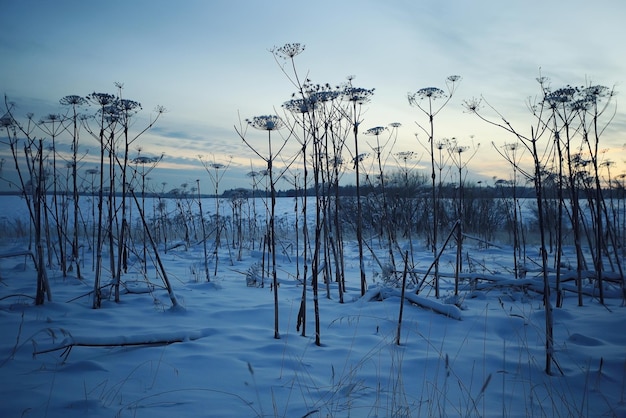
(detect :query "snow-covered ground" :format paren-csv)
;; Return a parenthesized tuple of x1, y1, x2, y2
(0, 197, 624, 417)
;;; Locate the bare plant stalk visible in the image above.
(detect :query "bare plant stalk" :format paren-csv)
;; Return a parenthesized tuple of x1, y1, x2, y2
(34, 139, 51, 304)
(2, 102, 52, 304)
(408, 76, 461, 298)
(60, 95, 87, 280)
(343, 81, 375, 296)
(132, 152, 163, 274)
(447, 138, 479, 295)
(237, 115, 288, 339)
(84, 92, 116, 308)
(196, 179, 210, 282)
(396, 251, 409, 346)
(365, 125, 397, 277)
(130, 188, 180, 309)
(464, 81, 555, 374)
(38, 113, 66, 275)
(199, 156, 231, 278)
(276, 44, 312, 333)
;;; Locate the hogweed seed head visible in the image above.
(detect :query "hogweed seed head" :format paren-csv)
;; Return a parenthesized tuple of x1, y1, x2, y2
(0, 113, 13, 128)
(352, 152, 369, 168)
(463, 97, 482, 113)
(396, 151, 414, 161)
(60, 95, 87, 107)
(87, 92, 115, 107)
(453, 145, 469, 154)
(505, 142, 519, 152)
(309, 89, 340, 104)
(365, 126, 387, 136)
(273, 43, 305, 59)
(584, 85, 610, 99)
(408, 87, 446, 106)
(342, 86, 374, 104)
(133, 155, 160, 165)
(283, 98, 316, 114)
(545, 86, 577, 105)
(246, 115, 285, 131)
(118, 99, 142, 114)
(41, 113, 61, 124)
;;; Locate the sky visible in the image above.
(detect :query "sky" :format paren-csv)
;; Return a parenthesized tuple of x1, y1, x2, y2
(1, 0, 626, 193)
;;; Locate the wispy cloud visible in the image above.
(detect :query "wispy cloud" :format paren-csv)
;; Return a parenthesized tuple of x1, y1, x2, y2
(1, 0, 625, 191)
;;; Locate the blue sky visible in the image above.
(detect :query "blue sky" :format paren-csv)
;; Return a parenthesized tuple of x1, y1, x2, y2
(2, 0, 625, 193)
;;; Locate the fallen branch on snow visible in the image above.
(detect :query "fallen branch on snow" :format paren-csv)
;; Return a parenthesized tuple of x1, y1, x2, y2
(361, 287, 463, 320)
(33, 327, 215, 360)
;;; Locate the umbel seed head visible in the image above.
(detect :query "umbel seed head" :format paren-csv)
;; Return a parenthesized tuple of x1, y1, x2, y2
(247, 115, 285, 131)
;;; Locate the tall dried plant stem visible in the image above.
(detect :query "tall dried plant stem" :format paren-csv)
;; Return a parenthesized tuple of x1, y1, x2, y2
(238, 114, 288, 339)
(197, 180, 210, 282)
(130, 189, 180, 309)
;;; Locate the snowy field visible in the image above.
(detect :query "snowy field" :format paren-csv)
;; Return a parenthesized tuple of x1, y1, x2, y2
(0, 196, 625, 417)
